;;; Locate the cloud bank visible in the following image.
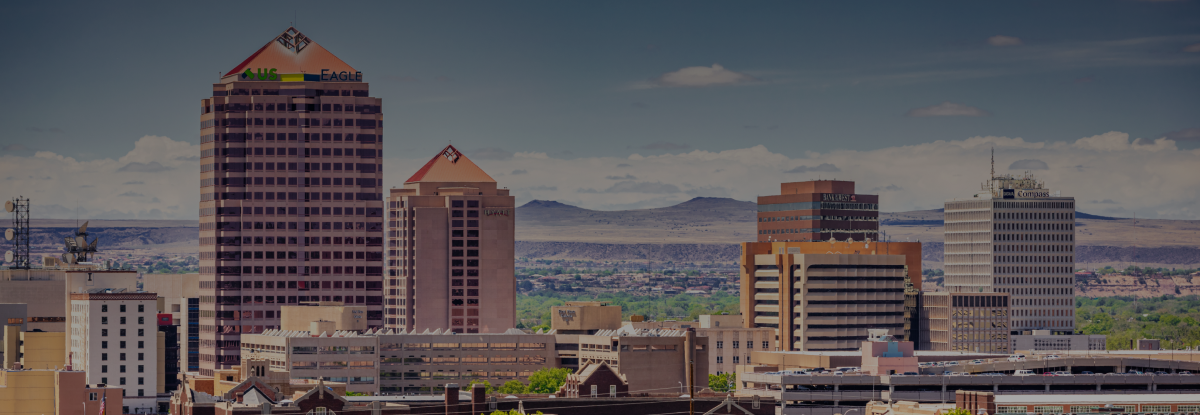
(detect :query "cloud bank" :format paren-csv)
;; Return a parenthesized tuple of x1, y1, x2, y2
(3, 132, 1197, 220)
(988, 35, 1024, 47)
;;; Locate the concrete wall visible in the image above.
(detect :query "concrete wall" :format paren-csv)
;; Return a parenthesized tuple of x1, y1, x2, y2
(279, 305, 368, 332)
(550, 304, 621, 333)
(20, 332, 65, 369)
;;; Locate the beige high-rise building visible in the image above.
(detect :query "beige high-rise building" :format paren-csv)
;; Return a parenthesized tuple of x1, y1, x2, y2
(944, 167, 1076, 335)
(921, 291, 1011, 353)
(740, 241, 922, 351)
(197, 27, 385, 375)
(386, 145, 515, 333)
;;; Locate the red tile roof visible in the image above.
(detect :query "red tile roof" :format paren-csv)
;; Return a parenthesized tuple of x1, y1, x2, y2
(404, 145, 497, 184)
(224, 27, 356, 79)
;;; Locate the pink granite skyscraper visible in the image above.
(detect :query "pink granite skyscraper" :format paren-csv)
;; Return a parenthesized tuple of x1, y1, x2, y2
(197, 27, 384, 375)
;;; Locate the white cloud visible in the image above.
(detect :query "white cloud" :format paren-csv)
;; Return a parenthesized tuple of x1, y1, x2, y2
(0, 135, 199, 220)
(905, 102, 991, 117)
(642, 64, 758, 88)
(988, 35, 1024, 47)
(385, 132, 1200, 219)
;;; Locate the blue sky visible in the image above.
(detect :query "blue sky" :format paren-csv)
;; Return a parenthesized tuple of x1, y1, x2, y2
(1, 1, 1198, 219)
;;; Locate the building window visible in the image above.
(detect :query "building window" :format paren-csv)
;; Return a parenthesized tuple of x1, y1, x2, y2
(119, 377, 126, 385)
(101, 353, 107, 361)
(716, 341, 723, 349)
(138, 317, 144, 324)
(138, 341, 144, 349)
(101, 341, 108, 349)
(120, 329, 126, 336)
(101, 365, 108, 373)
(102, 317, 108, 324)
(716, 356, 723, 364)
(138, 305, 144, 312)
(733, 356, 739, 364)
(102, 329, 108, 336)
(102, 305, 108, 313)
(138, 375, 144, 383)
(306, 407, 335, 415)
(747, 341, 754, 349)
(120, 305, 126, 313)
(120, 317, 126, 324)
(733, 341, 739, 349)
(89, 393, 97, 400)
(138, 389, 144, 397)
(763, 341, 769, 349)
(138, 329, 144, 337)
(101, 378, 107, 384)
(120, 341, 126, 349)
(138, 353, 144, 360)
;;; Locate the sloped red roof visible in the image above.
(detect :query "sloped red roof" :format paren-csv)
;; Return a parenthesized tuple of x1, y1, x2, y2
(224, 27, 356, 79)
(404, 145, 497, 184)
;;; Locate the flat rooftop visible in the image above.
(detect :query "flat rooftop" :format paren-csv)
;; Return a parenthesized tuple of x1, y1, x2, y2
(995, 394, 1200, 405)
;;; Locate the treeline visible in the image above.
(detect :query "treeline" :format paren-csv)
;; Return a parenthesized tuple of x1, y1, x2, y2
(517, 291, 741, 330)
(1075, 295, 1200, 349)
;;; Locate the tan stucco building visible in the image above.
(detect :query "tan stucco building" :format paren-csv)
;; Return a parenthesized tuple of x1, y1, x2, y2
(386, 145, 515, 333)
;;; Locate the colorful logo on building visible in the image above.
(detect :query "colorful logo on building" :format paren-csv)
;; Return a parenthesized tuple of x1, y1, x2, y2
(241, 68, 278, 81)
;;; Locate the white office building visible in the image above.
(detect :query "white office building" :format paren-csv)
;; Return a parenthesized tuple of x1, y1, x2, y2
(70, 289, 159, 413)
(944, 165, 1077, 335)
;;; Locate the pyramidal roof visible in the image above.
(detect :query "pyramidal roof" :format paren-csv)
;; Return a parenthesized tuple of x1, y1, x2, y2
(224, 27, 356, 80)
(405, 145, 497, 184)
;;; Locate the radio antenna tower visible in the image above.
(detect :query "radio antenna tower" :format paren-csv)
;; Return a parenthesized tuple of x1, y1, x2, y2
(5, 197, 32, 269)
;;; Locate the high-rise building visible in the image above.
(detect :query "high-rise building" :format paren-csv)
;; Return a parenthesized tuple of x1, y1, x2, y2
(68, 290, 158, 413)
(385, 145, 515, 333)
(943, 164, 1076, 335)
(198, 27, 385, 375)
(739, 241, 922, 351)
(757, 180, 880, 242)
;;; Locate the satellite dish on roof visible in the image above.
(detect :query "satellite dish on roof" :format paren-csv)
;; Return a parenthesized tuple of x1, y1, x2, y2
(4, 229, 13, 240)
(4, 251, 13, 263)
(3, 201, 12, 212)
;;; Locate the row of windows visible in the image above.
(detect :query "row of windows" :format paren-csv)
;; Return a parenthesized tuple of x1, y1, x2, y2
(100, 304, 144, 313)
(714, 341, 770, 349)
(99, 353, 145, 362)
(100, 329, 146, 337)
(100, 317, 145, 325)
(99, 340, 144, 349)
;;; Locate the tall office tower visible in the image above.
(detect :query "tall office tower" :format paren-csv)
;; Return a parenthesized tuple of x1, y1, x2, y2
(385, 145, 515, 333)
(943, 162, 1076, 335)
(739, 240, 922, 351)
(198, 27, 385, 375)
(757, 180, 879, 242)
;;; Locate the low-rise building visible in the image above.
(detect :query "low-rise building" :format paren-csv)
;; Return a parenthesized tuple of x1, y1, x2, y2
(1010, 330, 1105, 352)
(922, 291, 1011, 353)
(0, 367, 124, 415)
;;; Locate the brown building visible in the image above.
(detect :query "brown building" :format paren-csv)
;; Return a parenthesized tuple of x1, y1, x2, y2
(386, 145, 515, 333)
(757, 180, 879, 243)
(740, 241, 923, 351)
(0, 368, 125, 415)
(197, 26, 386, 376)
(921, 291, 1011, 353)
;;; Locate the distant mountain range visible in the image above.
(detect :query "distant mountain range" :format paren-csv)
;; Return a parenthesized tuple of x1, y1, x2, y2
(4, 197, 1198, 268)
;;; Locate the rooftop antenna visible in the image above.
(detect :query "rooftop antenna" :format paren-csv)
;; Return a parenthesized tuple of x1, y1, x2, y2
(990, 147, 995, 178)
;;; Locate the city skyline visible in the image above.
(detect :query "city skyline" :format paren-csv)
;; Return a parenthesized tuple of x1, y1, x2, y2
(1, 1, 1198, 220)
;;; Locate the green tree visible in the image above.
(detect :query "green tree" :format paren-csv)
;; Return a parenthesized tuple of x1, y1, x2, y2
(468, 379, 494, 394)
(943, 409, 972, 415)
(526, 367, 573, 394)
(497, 380, 528, 395)
(708, 373, 736, 392)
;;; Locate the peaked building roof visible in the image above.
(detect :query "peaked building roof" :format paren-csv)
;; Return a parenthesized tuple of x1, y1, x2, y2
(405, 145, 497, 184)
(224, 27, 356, 80)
